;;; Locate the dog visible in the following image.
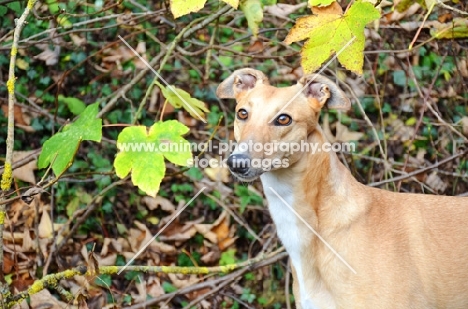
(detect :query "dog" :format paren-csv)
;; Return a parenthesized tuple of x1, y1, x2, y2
(217, 68, 468, 309)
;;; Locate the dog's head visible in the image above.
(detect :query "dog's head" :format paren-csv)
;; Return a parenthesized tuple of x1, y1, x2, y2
(217, 68, 350, 181)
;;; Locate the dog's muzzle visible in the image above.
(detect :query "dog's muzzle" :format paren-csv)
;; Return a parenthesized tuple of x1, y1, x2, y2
(227, 154, 250, 175)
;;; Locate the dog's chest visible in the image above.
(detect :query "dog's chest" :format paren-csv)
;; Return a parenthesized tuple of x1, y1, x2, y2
(260, 173, 302, 255)
(260, 173, 311, 303)
(261, 173, 337, 309)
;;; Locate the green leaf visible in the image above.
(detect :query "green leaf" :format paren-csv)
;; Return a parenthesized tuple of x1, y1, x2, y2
(149, 121, 192, 165)
(220, 249, 237, 266)
(94, 274, 112, 287)
(154, 80, 209, 121)
(114, 120, 192, 197)
(6, 1, 21, 14)
(38, 103, 102, 175)
(45, 0, 73, 29)
(240, 0, 263, 37)
(284, 0, 380, 74)
(58, 95, 86, 115)
(309, 0, 335, 6)
(162, 281, 177, 293)
(170, 0, 207, 18)
(0, 5, 7, 16)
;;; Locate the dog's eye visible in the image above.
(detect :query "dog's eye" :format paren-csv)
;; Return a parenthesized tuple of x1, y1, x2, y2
(237, 109, 248, 120)
(275, 114, 292, 126)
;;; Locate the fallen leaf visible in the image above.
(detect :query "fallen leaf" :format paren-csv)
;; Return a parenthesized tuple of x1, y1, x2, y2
(201, 250, 220, 264)
(322, 114, 363, 142)
(431, 18, 468, 39)
(34, 46, 60, 66)
(12, 150, 38, 184)
(204, 166, 230, 182)
(38, 210, 53, 239)
(30, 289, 74, 309)
(70, 33, 87, 46)
(1, 104, 29, 126)
(142, 196, 176, 212)
(461, 116, 468, 137)
(425, 172, 447, 193)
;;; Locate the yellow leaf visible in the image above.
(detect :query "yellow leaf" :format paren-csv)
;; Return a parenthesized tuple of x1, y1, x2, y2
(171, 0, 207, 18)
(284, 14, 340, 44)
(15, 58, 29, 70)
(154, 80, 209, 120)
(147, 217, 160, 225)
(284, 0, 380, 74)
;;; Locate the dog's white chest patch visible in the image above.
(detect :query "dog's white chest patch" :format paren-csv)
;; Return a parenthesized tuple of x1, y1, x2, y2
(261, 173, 320, 309)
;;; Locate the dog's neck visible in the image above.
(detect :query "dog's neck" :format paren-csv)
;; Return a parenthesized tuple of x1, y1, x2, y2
(262, 125, 367, 232)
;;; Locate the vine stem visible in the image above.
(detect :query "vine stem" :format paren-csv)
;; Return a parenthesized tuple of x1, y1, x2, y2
(0, 0, 38, 296)
(6, 249, 286, 308)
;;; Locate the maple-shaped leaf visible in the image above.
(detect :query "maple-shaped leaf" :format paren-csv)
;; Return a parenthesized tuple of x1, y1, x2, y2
(114, 120, 192, 197)
(284, 0, 380, 74)
(154, 80, 209, 122)
(38, 103, 102, 175)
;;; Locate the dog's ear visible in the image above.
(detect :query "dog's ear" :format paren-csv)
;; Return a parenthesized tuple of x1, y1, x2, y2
(216, 68, 269, 99)
(298, 74, 351, 111)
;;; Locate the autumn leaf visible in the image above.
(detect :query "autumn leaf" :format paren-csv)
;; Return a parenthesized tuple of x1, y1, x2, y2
(154, 80, 209, 121)
(284, 0, 380, 74)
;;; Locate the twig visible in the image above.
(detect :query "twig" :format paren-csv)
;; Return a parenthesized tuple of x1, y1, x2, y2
(368, 150, 468, 187)
(98, 5, 232, 119)
(5, 265, 88, 308)
(436, 0, 468, 15)
(7, 249, 286, 308)
(126, 251, 288, 309)
(205, 193, 262, 243)
(55, 178, 127, 250)
(396, 52, 448, 190)
(408, 1, 435, 50)
(334, 76, 386, 158)
(0, 0, 38, 297)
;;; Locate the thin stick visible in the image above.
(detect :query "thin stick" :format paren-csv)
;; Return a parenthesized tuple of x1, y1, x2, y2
(0, 0, 38, 296)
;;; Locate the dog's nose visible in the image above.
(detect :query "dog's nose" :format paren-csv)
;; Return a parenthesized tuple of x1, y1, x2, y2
(227, 154, 250, 175)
